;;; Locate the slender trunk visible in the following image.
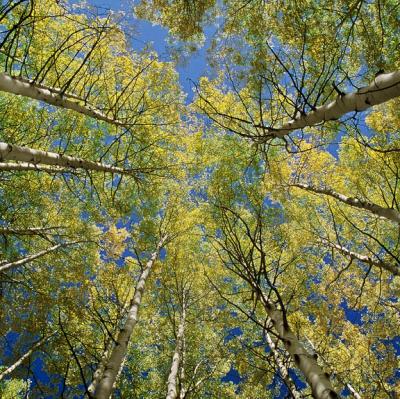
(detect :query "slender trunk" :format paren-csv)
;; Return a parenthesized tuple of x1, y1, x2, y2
(258, 71, 400, 140)
(0, 73, 128, 127)
(0, 226, 63, 236)
(94, 236, 167, 399)
(178, 332, 186, 399)
(264, 326, 303, 398)
(88, 291, 133, 396)
(0, 142, 140, 177)
(0, 241, 80, 273)
(345, 384, 362, 399)
(0, 162, 69, 173)
(0, 334, 54, 381)
(166, 300, 186, 399)
(327, 241, 399, 276)
(87, 338, 114, 397)
(291, 183, 400, 224)
(305, 337, 361, 399)
(259, 294, 338, 399)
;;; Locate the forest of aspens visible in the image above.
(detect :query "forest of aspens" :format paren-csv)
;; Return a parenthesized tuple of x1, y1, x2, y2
(0, 0, 399, 398)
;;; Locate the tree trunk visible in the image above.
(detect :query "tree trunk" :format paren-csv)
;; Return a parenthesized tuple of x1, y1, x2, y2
(259, 294, 338, 399)
(345, 384, 362, 399)
(305, 336, 362, 399)
(0, 241, 80, 273)
(94, 236, 167, 399)
(264, 325, 303, 398)
(87, 337, 114, 397)
(258, 71, 400, 140)
(0, 161, 69, 173)
(0, 334, 54, 381)
(291, 183, 400, 224)
(0, 73, 128, 127)
(166, 299, 186, 399)
(327, 241, 400, 276)
(0, 142, 140, 178)
(178, 332, 186, 399)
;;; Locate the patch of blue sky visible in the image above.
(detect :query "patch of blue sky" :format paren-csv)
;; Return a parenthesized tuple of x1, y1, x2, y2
(221, 364, 242, 385)
(224, 327, 243, 343)
(1, 331, 19, 358)
(289, 368, 307, 390)
(340, 299, 367, 326)
(381, 336, 400, 356)
(189, 186, 208, 203)
(267, 372, 292, 398)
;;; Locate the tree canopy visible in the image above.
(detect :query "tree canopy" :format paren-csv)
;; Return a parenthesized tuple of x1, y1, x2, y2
(0, 0, 399, 398)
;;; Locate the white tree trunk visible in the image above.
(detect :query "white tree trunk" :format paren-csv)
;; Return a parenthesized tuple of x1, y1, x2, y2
(0, 73, 127, 127)
(259, 294, 338, 399)
(327, 242, 399, 276)
(0, 162, 69, 173)
(292, 183, 400, 224)
(264, 326, 303, 398)
(0, 142, 139, 177)
(87, 338, 114, 397)
(178, 333, 186, 399)
(166, 300, 186, 399)
(94, 236, 167, 399)
(305, 336, 361, 399)
(0, 334, 54, 381)
(259, 71, 400, 140)
(346, 384, 362, 399)
(0, 241, 79, 273)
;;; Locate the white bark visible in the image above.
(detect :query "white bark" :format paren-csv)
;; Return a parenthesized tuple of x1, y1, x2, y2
(94, 236, 167, 399)
(0, 241, 79, 273)
(0, 162, 69, 173)
(0, 334, 54, 381)
(260, 71, 400, 140)
(305, 337, 361, 399)
(0, 73, 128, 127)
(87, 338, 113, 397)
(259, 295, 338, 399)
(327, 242, 400, 276)
(264, 326, 303, 398)
(346, 384, 362, 399)
(166, 300, 186, 399)
(0, 142, 139, 177)
(178, 333, 186, 399)
(292, 183, 400, 224)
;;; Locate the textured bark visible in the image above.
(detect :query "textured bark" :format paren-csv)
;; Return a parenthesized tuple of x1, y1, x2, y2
(0, 73, 128, 127)
(87, 338, 113, 397)
(94, 236, 167, 399)
(0, 161, 69, 173)
(259, 295, 338, 399)
(0, 142, 139, 177)
(264, 326, 303, 398)
(292, 183, 400, 224)
(305, 337, 361, 399)
(178, 333, 186, 399)
(0, 334, 54, 381)
(259, 71, 400, 140)
(88, 299, 132, 396)
(0, 241, 79, 273)
(327, 242, 400, 276)
(0, 226, 62, 236)
(166, 300, 186, 399)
